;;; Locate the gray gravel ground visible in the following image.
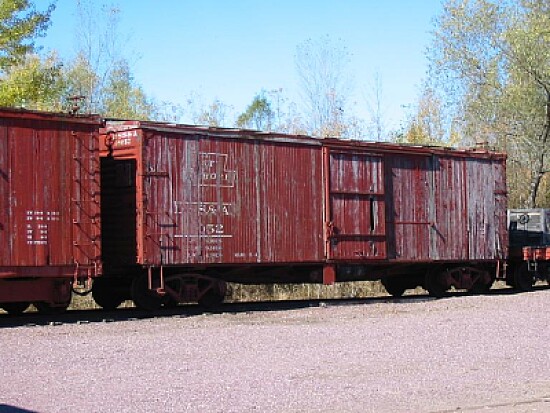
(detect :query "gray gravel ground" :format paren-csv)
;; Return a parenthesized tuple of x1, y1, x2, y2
(1, 289, 549, 413)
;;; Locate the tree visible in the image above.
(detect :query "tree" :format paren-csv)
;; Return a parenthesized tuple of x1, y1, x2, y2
(0, 1, 55, 70)
(251, 88, 308, 135)
(295, 36, 352, 138)
(0, 52, 64, 110)
(62, 1, 156, 119)
(0, 1, 60, 109)
(365, 72, 386, 141)
(71, 0, 126, 113)
(194, 98, 232, 127)
(102, 60, 156, 119)
(236, 92, 274, 130)
(396, 86, 454, 146)
(430, 0, 550, 207)
(62, 53, 99, 113)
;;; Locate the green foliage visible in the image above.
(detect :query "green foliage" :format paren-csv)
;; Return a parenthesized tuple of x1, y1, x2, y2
(195, 99, 231, 127)
(102, 60, 156, 120)
(62, 54, 100, 113)
(396, 87, 457, 146)
(430, 0, 550, 207)
(0, 53, 64, 110)
(0, 1, 60, 109)
(0, 1, 54, 70)
(236, 92, 273, 130)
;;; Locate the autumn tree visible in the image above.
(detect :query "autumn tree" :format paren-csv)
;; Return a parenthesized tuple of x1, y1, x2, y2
(430, 0, 550, 207)
(236, 92, 274, 130)
(71, 0, 123, 112)
(59, 0, 156, 119)
(365, 72, 387, 141)
(194, 98, 232, 127)
(62, 54, 99, 112)
(102, 60, 156, 119)
(396, 86, 455, 146)
(295, 36, 353, 138)
(249, 88, 308, 135)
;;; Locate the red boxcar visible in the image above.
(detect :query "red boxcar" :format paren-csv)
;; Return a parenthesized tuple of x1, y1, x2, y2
(324, 139, 507, 297)
(96, 121, 507, 309)
(0, 108, 102, 314)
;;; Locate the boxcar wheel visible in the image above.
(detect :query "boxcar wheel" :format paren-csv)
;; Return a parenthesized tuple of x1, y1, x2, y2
(131, 274, 164, 311)
(469, 280, 493, 294)
(469, 273, 495, 294)
(381, 278, 407, 297)
(424, 271, 448, 298)
(1, 302, 30, 315)
(505, 265, 517, 288)
(92, 278, 125, 310)
(514, 263, 535, 292)
(198, 288, 225, 308)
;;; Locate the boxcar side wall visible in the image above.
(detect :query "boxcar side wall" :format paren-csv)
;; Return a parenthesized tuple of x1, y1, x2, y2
(431, 155, 468, 260)
(0, 116, 101, 272)
(466, 158, 507, 260)
(0, 110, 102, 307)
(139, 130, 325, 266)
(384, 153, 433, 261)
(327, 145, 508, 266)
(0, 127, 9, 266)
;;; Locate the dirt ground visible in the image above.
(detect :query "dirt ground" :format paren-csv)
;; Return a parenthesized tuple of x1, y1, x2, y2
(0, 287, 549, 412)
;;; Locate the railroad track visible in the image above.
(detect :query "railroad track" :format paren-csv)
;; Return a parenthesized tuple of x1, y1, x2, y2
(2, 285, 547, 329)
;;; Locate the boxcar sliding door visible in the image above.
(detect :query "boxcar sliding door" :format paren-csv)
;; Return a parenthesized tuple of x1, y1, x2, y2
(325, 149, 387, 260)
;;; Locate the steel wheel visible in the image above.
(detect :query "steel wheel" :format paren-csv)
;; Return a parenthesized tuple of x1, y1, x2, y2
(198, 279, 226, 308)
(514, 262, 535, 292)
(381, 278, 407, 297)
(424, 271, 448, 298)
(198, 289, 225, 308)
(469, 273, 495, 294)
(131, 273, 164, 310)
(1, 302, 30, 315)
(92, 278, 125, 310)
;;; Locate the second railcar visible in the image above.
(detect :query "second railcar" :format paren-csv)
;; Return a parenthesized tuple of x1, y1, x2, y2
(95, 121, 507, 309)
(0, 108, 102, 314)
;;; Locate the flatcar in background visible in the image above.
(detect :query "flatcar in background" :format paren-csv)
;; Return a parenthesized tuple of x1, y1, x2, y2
(0, 108, 101, 314)
(94, 120, 508, 309)
(507, 209, 550, 290)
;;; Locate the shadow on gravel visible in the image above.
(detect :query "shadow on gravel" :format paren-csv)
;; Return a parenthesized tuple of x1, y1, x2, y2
(0, 405, 39, 413)
(0, 295, 433, 328)
(0, 284, 548, 329)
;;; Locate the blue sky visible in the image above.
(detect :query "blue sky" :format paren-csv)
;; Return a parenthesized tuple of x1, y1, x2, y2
(38, 1, 442, 132)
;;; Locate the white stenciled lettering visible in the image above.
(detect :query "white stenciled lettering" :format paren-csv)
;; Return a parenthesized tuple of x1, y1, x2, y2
(174, 201, 233, 216)
(24, 210, 60, 245)
(199, 153, 236, 188)
(202, 223, 224, 235)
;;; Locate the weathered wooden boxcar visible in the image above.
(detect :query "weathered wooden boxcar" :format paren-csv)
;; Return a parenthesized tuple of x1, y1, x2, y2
(0, 108, 102, 314)
(326, 139, 507, 297)
(96, 120, 507, 309)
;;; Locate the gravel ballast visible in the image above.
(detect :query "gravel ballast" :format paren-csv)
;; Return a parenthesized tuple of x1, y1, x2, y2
(1, 290, 549, 412)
